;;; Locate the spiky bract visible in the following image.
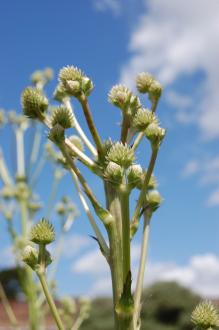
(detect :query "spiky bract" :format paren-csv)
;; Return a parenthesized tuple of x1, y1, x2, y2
(30, 218, 55, 245)
(51, 106, 74, 129)
(132, 108, 158, 131)
(21, 87, 48, 120)
(106, 142, 135, 168)
(191, 301, 219, 329)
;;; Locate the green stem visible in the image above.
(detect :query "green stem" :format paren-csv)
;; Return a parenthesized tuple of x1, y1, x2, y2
(79, 96, 103, 158)
(64, 98, 97, 157)
(0, 149, 13, 185)
(45, 170, 61, 219)
(15, 128, 25, 177)
(60, 143, 113, 226)
(120, 114, 130, 144)
(37, 272, 65, 330)
(130, 147, 158, 238)
(71, 170, 109, 258)
(133, 209, 152, 329)
(0, 281, 20, 329)
(132, 132, 144, 151)
(120, 186, 131, 283)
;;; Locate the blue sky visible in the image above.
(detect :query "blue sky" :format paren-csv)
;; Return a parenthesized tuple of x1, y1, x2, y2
(0, 0, 219, 298)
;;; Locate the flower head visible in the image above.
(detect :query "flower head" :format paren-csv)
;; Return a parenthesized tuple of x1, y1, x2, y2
(106, 142, 135, 168)
(51, 106, 74, 129)
(191, 301, 219, 329)
(132, 108, 158, 131)
(30, 218, 55, 245)
(136, 72, 154, 93)
(21, 87, 48, 120)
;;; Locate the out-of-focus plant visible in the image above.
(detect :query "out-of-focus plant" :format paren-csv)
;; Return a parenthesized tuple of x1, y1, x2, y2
(21, 64, 166, 329)
(0, 69, 81, 330)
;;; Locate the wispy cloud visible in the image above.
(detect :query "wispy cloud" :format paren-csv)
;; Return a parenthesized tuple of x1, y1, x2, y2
(72, 245, 219, 297)
(120, 0, 219, 139)
(92, 0, 121, 15)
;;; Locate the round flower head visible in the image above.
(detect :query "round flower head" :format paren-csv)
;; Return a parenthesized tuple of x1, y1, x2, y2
(108, 85, 131, 109)
(48, 124, 65, 145)
(30, 218, 55, 245)
(148, 80, 163, 102)
(136, 72, 154, 93)
(127, 164, 143, 187)
(145, 123, 166, 146)
(191, 301, 219, 329)
(21, 87, 48, 120)
(51, 106, 74, 129)
(106, 142, 135, 168)
(22, 245, 38, 270)
(132, 108, 158, 131)
(104, 161, 123, 184)
(59, 66, 93, 97)
(146, 190, 162, 211)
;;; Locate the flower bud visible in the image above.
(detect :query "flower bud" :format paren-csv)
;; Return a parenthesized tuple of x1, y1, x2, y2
(145, 123, 166, 147)
(148, 80, 163, 102)
(108, 85, 131, 109)
(81, 76, 94, 96)
(106, 142, 135, 168)
(48, 124, 65, 145)
(58, 66, 93, 98)
(146, 190, 162, 211)
(22, 245, 38, 270)
(191, 301, 219, 329)
(0, 186, 15, 199)
(43, 67, 53, 81)
(21, 87, 48, 120)
(30, 218, 55, 245)
(51, 106, 74, 129)
(127, 165, 143, 187)
(136, 72, 154, 93)
(0, 109, 5, 126)
(132, 108, 158, 131)
(104, 161, 123, 184)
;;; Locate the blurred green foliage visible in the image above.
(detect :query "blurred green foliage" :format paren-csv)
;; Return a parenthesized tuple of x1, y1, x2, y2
(81, 282, 200, 330)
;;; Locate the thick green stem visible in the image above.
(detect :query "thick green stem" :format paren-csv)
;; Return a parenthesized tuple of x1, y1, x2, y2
(37, 272, 65, 330)
(132, 132, 144, 151)
(120, 186, 131, 283)
(133, 210, 152, 329)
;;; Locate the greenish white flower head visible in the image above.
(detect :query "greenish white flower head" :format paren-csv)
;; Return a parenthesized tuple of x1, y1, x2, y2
(191, 301, 219, 330)
(146, 190, 162, 211)
(22, 245, 38, 270)
(136, 72, 154, 94)
(127, 164, 143, 187)
(106, 142, 135, 168)
(21, 87, 48, 120)
(148, 80, 163, 103)
(104, 161, 123, 184)
(48, 124, 65, 145)
(108, 85, 131, 109)
(58, 65, 94, 97)
(30, 218, 55, 245)
(51, 106, 74, 129)
(145, 123, 166, 147)
(132, 108, 158, 131)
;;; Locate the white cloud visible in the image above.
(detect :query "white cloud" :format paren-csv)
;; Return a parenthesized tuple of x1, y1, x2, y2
(120, 0, 219, 139)
(61, 234, 91, 259)
(72, 244, 219, 297)
(207, 189, 219, 207)
(183, 157, 219, 206)
(92, 0, 121, 15)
